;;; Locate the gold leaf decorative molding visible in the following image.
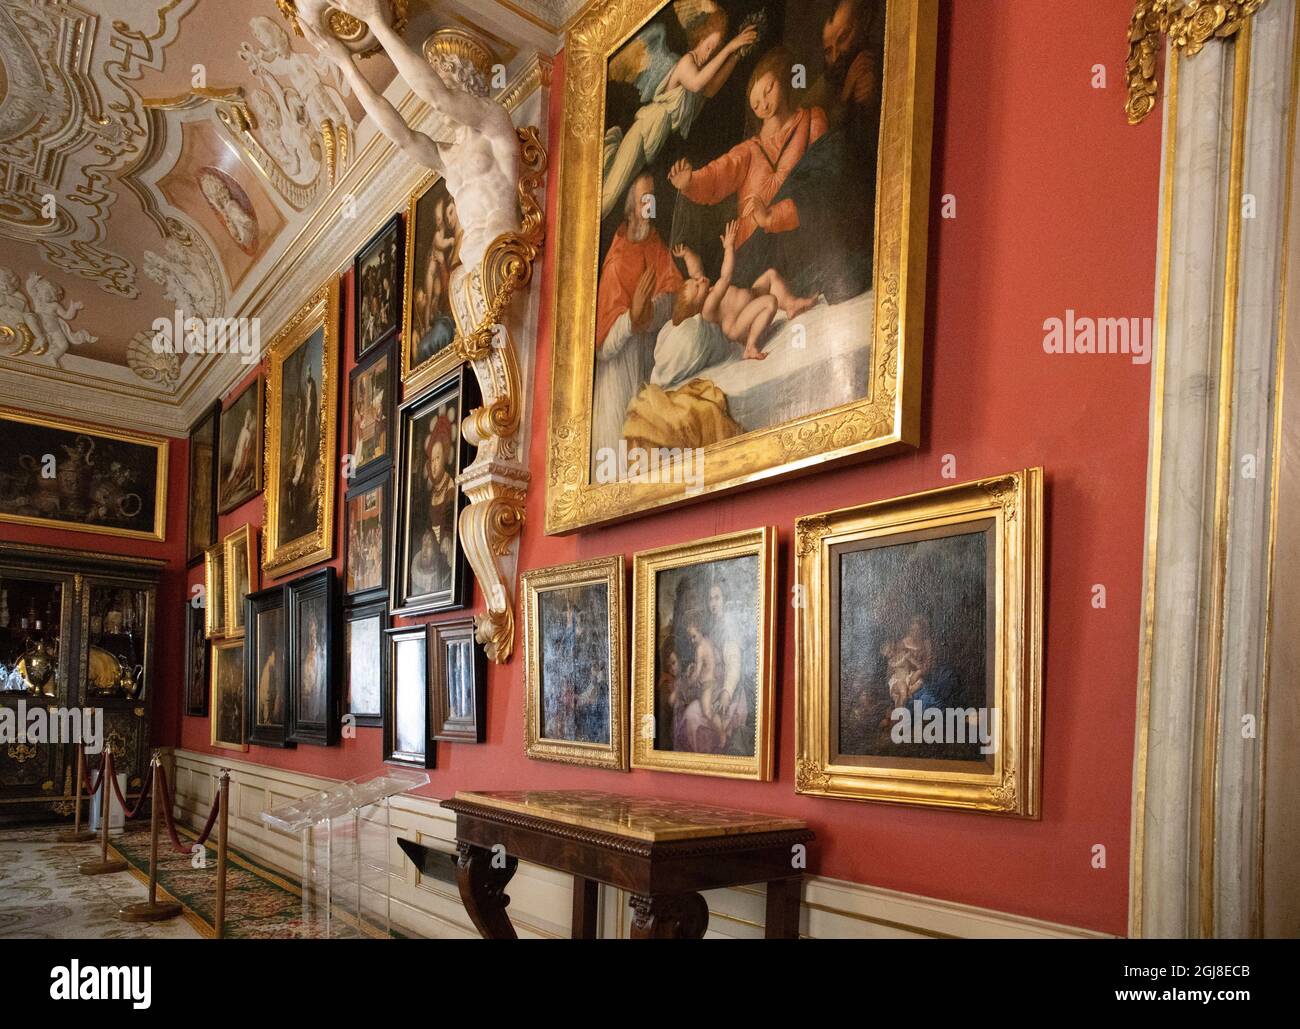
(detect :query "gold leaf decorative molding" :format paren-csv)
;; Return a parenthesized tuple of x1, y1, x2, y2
(1126, 0, 1269, 124)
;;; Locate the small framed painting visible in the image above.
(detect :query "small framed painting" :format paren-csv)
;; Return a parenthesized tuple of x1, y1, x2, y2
(794, 469, 1044, 817)
(391, 367, 476, 616)
(344, 601, 387, 728)
(344, 471, 390, 605)
(211, 638, 247, 753)
(184, 599, 209, 717)
(383, 624, 434, 768)
(222, 524, 258, 639)
(521, 556, 627, 770)
(286, 568, 338, 747)
(246, 585, 292, 749)
(186, 402, 220, 565)
(203, 544, 226, 639)
(217, 375, 263, 514)
(429, 617, 485, 744)
(347, 341, 395, 480)
(631, 527, 777, 781)
(354, 213, 403, 360)
(401, 172, 463, 394)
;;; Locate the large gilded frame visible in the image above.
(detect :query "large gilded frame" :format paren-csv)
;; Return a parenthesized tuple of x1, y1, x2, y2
(521, 555, 628, 771)
(794, 468, 1044, 817)
(631, 526, 777, 781)
(545, 0, 938, 534)
(262, 279, 340, 578)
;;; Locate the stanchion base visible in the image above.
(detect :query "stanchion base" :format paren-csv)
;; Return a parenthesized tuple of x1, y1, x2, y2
(57, 830, 96, 843)
(118, 900, 182, 922)
(78, 858, 127, 876)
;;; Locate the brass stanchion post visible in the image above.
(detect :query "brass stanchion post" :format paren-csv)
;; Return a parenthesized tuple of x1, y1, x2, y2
(214, 769, 230, 939)
(57, 742, 95, 844)
(119, 753, 181, 922)
(78, 748, 126, 876)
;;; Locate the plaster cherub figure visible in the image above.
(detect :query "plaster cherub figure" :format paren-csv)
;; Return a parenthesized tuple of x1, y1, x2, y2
(23, 272, 97, 367)
(295, 0, 520, 273)
(0, 268, 40, 356)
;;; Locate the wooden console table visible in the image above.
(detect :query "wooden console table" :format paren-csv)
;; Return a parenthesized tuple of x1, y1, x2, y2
(414, 790, 814, 939)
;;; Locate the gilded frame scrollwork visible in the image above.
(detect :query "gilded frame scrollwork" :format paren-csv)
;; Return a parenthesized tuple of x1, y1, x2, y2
(544, 0, 938, 534)
(794, 468, 1044, 817)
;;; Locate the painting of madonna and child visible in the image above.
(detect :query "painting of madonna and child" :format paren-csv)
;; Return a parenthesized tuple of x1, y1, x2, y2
(834, 524, 997, 768)
(592, 0, 885, 470)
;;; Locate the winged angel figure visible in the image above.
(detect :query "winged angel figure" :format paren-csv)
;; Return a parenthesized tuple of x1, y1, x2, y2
(293, 0, 519, 273)
(601, 0, 765, 220)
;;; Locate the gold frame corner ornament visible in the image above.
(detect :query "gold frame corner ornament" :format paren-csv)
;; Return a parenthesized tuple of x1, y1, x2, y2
(544, 0, 937, 534)
(521, 555, 629, 771)
(1126, 0, 1269, 124)
(794, 469, 1044, 817)
(262, 278, 341, 580)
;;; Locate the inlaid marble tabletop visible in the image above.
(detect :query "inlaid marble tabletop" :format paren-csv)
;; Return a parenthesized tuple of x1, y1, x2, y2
(449, 789, 807, 843)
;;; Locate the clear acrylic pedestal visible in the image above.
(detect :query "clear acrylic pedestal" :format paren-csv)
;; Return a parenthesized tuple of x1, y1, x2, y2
(260, 767, 430, 938)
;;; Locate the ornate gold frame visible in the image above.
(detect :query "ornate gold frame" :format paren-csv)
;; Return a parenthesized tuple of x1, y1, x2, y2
(0, 407, 168, 542)
(401, 170, 466, 395)
(210, 638, 249, 753)
(631, 526, 777, 781)
(794, 468, 1044, 816)
(222, 524, 258, 638)
(262, 279, 340, 578)
(203, 543, 226, 640)
(521, 555, 628, 770)
(545, 0, 937, 533)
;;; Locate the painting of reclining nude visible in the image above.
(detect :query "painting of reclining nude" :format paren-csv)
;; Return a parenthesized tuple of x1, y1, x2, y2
(548, 0, 935, 533)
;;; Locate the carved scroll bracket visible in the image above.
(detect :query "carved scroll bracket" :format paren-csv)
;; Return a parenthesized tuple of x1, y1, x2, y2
(1126, 0, 1269, 124)
(451, 126, 548, 664)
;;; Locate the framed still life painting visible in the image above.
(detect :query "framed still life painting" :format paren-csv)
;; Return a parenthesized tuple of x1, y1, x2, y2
(185, 600, 209, 717)
(354, 214, 403, 361)
(794, 469, 1044, 817)
(429, 617, 486, 744)
(391, 367, 476, 616)
(402, 172, 463, 394)
(345, 601, 387, 728)
(217, 375, 262, 514)
(348, 341, 395, 480)
(546, 0, 937, 533)
(246, 585, 292, 748)
(344, 471, 390, 605)
(211, 638, 247, 753)
(631, 527, 776, 780)
(222, 524, 258, 639)
(286, 568, 338, 747)
(521, 556, 627, 771)
(0, 408, 168, 541)
(186, 402, 220, 565)
(263, 280, 339, 578)
(384, 624, 434, 768)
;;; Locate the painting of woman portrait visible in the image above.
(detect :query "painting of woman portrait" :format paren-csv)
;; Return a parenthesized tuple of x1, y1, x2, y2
(402, 175, 463, 388)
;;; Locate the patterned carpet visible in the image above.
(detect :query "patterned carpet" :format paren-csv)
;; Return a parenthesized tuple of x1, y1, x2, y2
(0, 823, 391, 939)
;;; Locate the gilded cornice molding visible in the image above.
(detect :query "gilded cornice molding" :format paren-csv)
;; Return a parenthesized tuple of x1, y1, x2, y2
(1127, 0, 1269, 124)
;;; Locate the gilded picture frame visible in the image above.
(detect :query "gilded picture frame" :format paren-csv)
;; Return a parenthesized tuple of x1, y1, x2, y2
(210, 638, 248, 753)
(794, 468, 1044, 817)
(263, 279, 340, 578)
(0, 407, 168, 542)
(203, 543, 226, 640)
(545, 0, 937, 534)
(521, 556, 628, 771)
(217, 374, 263, 515)
(222, 523, 258, 639)
(631, 526, 777, 781)
(401, 170, 466, 397)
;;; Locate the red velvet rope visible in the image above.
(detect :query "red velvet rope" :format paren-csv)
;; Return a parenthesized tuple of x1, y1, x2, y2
(155, 763, 222, 855)
(108, 761, 153, 820)
(80, 746, 104, 799)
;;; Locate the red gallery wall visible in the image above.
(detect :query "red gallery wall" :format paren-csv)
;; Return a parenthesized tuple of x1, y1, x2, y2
(164, 0, 1164, 935)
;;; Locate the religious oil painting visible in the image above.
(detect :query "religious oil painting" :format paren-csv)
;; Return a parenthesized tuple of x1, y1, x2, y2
(0, 409, 168, 541)
(522, 557, 627, 770)
(402, 173, 463, 392)
(187, 403, 219, 564)
(211, 639, 247, 753)
(349, 342, 394, 479)
(217, 375, 263, 514)
(795, 469, 1044, 816)
(632, 528, 775, 780)
(345, 473, 389, 603)
(246, 585, 291, 748)
(355, 214, 403, 359)
(392, 368, 474, 616)
(547, 0, 937, 532)
(264, 281, 338, 577)
(287, 569, 337, 747)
